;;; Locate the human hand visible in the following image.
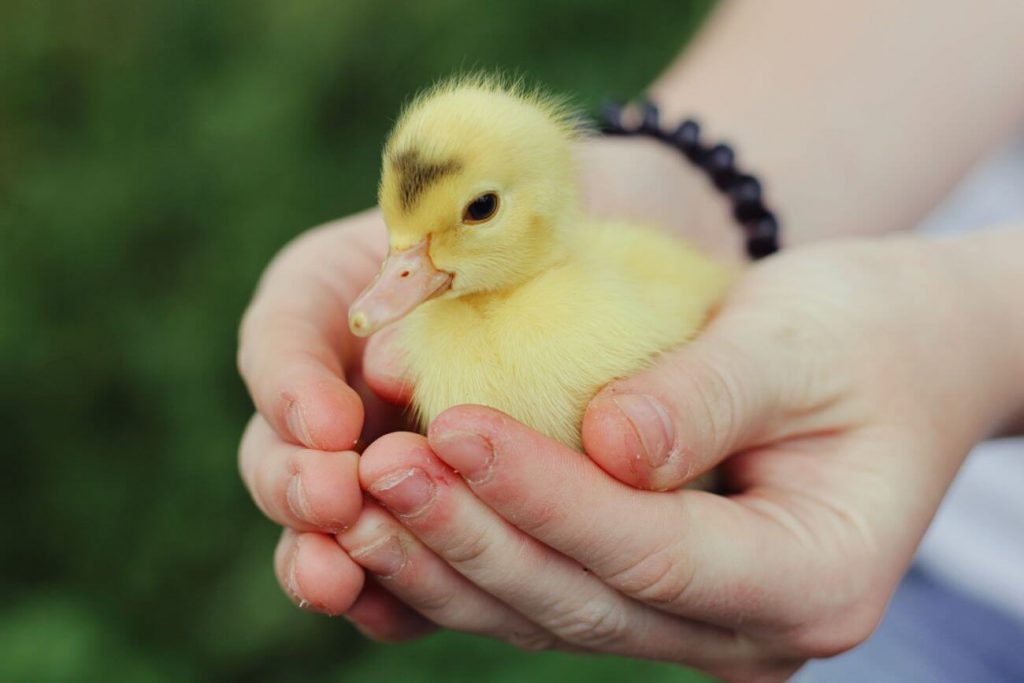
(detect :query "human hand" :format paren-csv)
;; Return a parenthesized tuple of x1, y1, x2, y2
(320, 235, 1020, 680)
(237, 209, 443, 634)
(236, 136, 739, 636)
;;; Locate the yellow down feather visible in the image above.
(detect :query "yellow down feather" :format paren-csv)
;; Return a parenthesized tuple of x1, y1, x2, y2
(377, 75, 733, 450)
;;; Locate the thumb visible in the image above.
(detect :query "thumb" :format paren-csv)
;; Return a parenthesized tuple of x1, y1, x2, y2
(582, 310, 802, 491)
(362, 322, 414, 405)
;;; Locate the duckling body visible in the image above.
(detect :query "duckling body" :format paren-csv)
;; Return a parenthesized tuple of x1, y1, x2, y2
(401, 221, 730, 449)
(348, 76, 732, 450)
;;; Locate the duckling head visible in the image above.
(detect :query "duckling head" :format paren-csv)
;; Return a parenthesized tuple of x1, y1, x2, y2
(348, 76, 583, 337)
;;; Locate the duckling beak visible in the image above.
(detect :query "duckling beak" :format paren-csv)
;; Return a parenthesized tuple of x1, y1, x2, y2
(348, 238, 453, 337)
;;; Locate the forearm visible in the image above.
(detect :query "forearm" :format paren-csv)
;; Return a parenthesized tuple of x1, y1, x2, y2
(650, 0, 1024, 245)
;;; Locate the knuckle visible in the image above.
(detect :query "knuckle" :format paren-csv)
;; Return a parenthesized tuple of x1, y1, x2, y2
(515, 500, 561, 538)
(409, 584, 458, 615)
(601, 539, 694, 608)
(442, 524, 494, 567)
(676, 352, 746, 458)
(547, 599, 629, 649)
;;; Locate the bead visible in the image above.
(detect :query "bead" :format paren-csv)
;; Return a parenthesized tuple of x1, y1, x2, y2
(639, 100, 661, 136)
(745, 214, 780, 259)
(712, 167, 740, 191)
(700, 144, 734, 182)
(701, 143, 734, 173)
(734, 199, 769, 223)
(596, 100, 782, 261)
(747, 234, 778, 259)
(599, 101, 627, 134)
(686, 141, 708, 164)
(745, 212, 778, 236)
(727, 175, 761, 204)
(669, 120, 700, 152)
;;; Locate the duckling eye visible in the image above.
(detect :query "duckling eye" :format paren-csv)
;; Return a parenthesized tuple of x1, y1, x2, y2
(462, 193, 499, 224)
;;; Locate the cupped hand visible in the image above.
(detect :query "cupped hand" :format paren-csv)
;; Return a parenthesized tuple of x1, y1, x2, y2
(236, 209, 436, 634)
(236, 137, 740, 634)
(314, 236, 1013, 680)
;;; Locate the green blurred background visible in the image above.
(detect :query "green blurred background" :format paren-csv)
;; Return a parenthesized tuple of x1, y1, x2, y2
(0, 1, 716, 681)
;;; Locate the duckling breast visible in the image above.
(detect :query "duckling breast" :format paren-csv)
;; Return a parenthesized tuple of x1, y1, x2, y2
(396, 222, 733, 451)
(400, 295, 593, 449)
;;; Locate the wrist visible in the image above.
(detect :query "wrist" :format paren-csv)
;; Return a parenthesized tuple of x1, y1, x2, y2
(928, 227, 1024, 437)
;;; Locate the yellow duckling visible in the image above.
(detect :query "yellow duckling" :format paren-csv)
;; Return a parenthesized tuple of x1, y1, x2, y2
(349, 76, 732, 450)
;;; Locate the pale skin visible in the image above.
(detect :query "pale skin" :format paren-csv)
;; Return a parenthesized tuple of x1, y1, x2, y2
(237, 1, 1024, 681)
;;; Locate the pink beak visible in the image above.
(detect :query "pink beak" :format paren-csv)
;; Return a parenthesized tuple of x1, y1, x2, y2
(348, 239, 453, 337)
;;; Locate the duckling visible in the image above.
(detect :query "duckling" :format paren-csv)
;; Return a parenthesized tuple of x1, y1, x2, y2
(348, 76, 732, 450)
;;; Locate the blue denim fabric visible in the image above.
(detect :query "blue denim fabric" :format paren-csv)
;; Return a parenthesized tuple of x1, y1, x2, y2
(795, 567, 1024, 683)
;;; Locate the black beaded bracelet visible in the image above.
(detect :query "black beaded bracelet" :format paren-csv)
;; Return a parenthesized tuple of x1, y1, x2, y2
(598, 100, 780, 260)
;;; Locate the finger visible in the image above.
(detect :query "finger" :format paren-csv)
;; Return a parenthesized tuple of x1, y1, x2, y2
(582, 302, 837, 491)
(239, 414, 361, 531)
(346, 368, 412, 450)
(343, 581, 438, 643)
(238, 212, 388, 450)
(275, 527, 437, 642)
(274, 529, 365, 616)
(429, 405, 806, 630)
(360, 431, 759, 665)
(338, 499, 555, 650)
(362, 322, 413, 406)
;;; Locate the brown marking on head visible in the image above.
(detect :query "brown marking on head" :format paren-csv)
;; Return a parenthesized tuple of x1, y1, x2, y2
(390, 149, 461, 212)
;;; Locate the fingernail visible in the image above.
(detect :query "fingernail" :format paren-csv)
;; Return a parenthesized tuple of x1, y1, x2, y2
(286, 400, 313, 447)
(612, 394, 675, 468)
(432, 430, 494, 484)
(370, 468, 435, 516)
(287, 473, 315, 523)
(350, 535, 407, 578)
